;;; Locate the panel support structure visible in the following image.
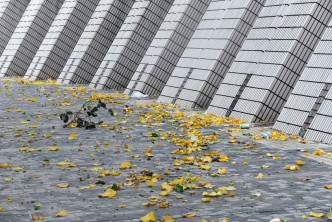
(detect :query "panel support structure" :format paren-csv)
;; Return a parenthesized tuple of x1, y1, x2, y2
(208, 0, 332, 123)
(24, 0, 100, 81)
(89, 0, 174, 90)
(57, 0, 135, 84)
(124, 0, 211, 97)
(158, 0, 266, 108)
(0, 0, 30, 57)
(0, 0, 65, 77)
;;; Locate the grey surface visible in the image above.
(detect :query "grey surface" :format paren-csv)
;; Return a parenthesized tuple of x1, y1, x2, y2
(89, 0, 174, 90)
(0, 0, 65, 77)
(0, 78, 331, 221)
(24, 0, 100, 81)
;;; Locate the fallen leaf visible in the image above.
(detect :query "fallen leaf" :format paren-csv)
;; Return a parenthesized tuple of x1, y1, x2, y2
(182, 212, 196, 218)
(327, 212, 332, 220)
(217, 168, 226, 175)
(56, 184, 69, 188)
(68, 134, 77, 140)
(163, 216, 174, 222)
(201, 198, 211, 202)
(32, 215, 44, 220)
(140, 212, 155, 222)
(119, 162, 131, 170)
(254, 173, 264, 179)
(309, 211, 324, 217)
(98, 189, 116, 198)
(325, 184, 332, 189)
(55, 211, 67, 217)
(49, 147, 59, 151)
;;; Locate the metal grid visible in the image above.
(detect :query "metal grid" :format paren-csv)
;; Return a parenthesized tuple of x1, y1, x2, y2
(89, 0, 174, 90)
(0, 0, 65, 77)
(0, 0, 30, 57)
(208, 0, 332, 123)
(24, 0, 99, 81)
(158, 0, 266, 107)
(124, 0, 211, 97)
(57, 0, 135, 84)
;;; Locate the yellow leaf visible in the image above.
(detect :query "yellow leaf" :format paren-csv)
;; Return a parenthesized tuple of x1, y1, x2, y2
(139, 212, 156, 222)
(32, 215, 44, 220)
(0, 207, 2, 211)
(200, 165, 211, 170)
(150, 137, 156, 141)
(55, 211, 67, 217)
(163, 216, 174, 222)
(159, 201, 168, 208)
(201, 198, 211, 202)
(253, 192, 261, 197)
(56, 184, 69, 188)
(5, 178, 11, 182)
(49, 147, 59, 151)
(327, 212, 332, 220)
(56, 162, 70, 166)
(159, 191, 169, 196)
(119, 162, 131, 170)
(222, 220, 228, 222)
(217, 168, 226, 175)
(0, 163, 9, 168)
(261, 165, 269, 168)
(68, 134, 77, 140)
(203, 191, 222, 197)
(182, 212, 196, 218)
(98, 189, 117, 198)
(309, 211, 324, 217)
(266, 153, 273, 157)
(119, 205, 126, 208)
(254, 173, 264, 179)
(301, 215, 307, 219)
(296, 160, 304, 165)
(147, 181, 153, 187)
(228, 193, 235, 197)
(313, 149, 325, 156)
(104, 142, 109, 146)
(325, 184, 332, 189)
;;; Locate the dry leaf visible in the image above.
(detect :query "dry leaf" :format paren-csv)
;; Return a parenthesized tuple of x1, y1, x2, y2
(182, 212, 196, 218)
(139, 212, 155, 222)
(119, 162, 131, 170)
(98, 189, 116, 198)
(309, 211, 324, 217)
(56, 184, 69, 188)
(55, 211, 67, 217)
(68, 134, 77, 140)
(32, 215, 44, 220)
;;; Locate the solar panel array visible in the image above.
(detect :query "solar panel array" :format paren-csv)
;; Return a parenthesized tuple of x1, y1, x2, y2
(25, 0, 99, 81)
(124, 0, 211, 97)
(57, 0, 135, 84)
(158, 0, 266, 107)
(208, 0, 332, 123)
(90, 0, 174, 90)
(0, 0, 65, 77)
(0, 0, 30, 57)
(274, 18, 332, 143)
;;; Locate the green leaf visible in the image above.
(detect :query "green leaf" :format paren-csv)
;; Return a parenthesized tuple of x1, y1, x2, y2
(175, 184, 184, 192)
(151, 132, 159, 137)
(111, 184, 118, 190)
(202, 146, 210, 150)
